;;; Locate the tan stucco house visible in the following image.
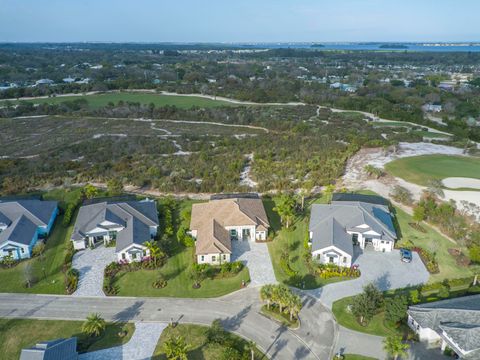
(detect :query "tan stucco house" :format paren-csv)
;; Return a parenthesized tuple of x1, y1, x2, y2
(190, 196, 270, 265)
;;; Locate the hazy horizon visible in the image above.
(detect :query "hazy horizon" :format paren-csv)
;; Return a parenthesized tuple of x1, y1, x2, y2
(2, 0, 480, 43)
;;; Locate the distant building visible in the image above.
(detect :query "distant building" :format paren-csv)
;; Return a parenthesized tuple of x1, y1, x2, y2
(20, 337, 78, 360)
(423, 104, 443, 113)
(438, 81, 455, 91)
(330, 82, 357, 92)
(62, 77, 76, 83)
(34, 79, 54, 86)
(408, 294, 480, 359)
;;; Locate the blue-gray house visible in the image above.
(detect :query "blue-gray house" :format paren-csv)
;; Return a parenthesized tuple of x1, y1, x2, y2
(20, 337, 78, 360)
(0, 200, 58, 260)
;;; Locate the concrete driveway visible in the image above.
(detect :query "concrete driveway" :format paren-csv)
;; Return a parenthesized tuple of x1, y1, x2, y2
(73, 246, 116, 297)
(231, 241, 276, 287)
(79, 322, 167, 360)
(309, 248, 429, 308)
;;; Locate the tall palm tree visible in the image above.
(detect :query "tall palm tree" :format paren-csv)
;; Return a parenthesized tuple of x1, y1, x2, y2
(272, 285, 289, 313)
(163, 335, 188, 360)
(383, 335, 410, 360)
(144, 240, 163, 266)
(287, 293, 303, 321)
(260, 284, 274, 310)
(82, 313, 106, 337)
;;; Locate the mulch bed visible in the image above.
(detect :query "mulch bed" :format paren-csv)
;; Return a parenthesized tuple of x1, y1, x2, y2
(408, 222, 427, 233)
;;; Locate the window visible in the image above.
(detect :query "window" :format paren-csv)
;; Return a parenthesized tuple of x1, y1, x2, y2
(316, 254, 321, 260)
(223, 254, 226, 260)
(329, 256, 334, 263)
(21, 248, 25, 254)
(201, 255, 204, 261)
(132, 253, 137, 260)
(343, 257, 347, 263)
(143, 250, 147, 257)
(381, 240, 385, 244)
(122, 253, 126, 260)
(212, 255, 216, 262)
(229, 229, 237, 240)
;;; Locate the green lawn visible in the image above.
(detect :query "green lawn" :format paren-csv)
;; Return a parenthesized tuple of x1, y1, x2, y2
(412, 130, 451, 139)
(394, 206, 478, 282)
(0, 318, 134, 360)
(265, 196, 355, 289)
(0, 189, 82, 294)
(332, 297, 402, 337)
(152, 323, 264, 360)
(113, 245, 250, 298)
(342, 355, 378, 360)
(2, 92, 236, 109)
(385, 155, 480, 186)
(372, 121, 412, 127)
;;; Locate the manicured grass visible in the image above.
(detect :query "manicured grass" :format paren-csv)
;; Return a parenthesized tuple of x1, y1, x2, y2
(152, 323, 264, 360)
(394, 206, 478, 282)
(385, 154, 480, 186)
(342, 355, 378, 360)
(113, 246, 250, 298)
(412, 130, 450, 139)
(332, 297, 402, 337)
(0, 318, 134, 360)
(266, 196, 355, 289)
(0, 189, 82, 294)
(260, 305, 299, 328)
(372, 121, 412, 127)
(3, 92, 236, 109)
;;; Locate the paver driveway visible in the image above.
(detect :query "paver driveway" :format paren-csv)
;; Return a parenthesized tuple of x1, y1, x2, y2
(73, 246, 116, 297)
(231, 240, 276, 286)
(79, 322, 167, 360)
(309, 248, 429, 308)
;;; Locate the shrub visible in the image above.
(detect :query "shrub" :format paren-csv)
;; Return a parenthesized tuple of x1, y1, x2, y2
(314, 263, 360, 279)
(32, 241, 46, 258)
(152, 275, 167, 289)
(62, 202, 77, 226)
(65, 268, 79, 294)
(409, 289, 420, 304)
(0, 255, 17, 268)
(104, 262, 121, 278)
(280, 252, 298, 277)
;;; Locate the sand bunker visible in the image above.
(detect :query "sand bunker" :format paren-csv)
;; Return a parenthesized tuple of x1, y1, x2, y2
(442, 177, 480, 190)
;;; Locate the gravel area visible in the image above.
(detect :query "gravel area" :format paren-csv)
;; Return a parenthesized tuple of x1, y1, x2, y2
(73, 246, 116, 297)
(79, 322, 167, 360)
(308, 249, 429, 308)
(231, 241, 277, 287)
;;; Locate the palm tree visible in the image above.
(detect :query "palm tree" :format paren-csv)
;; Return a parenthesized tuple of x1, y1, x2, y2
(274, 195, 295, 229)
(82, 313, 106, 337)
(287, 293, 303, 321)
(272, 285, 289, 313)
(383, 335, 410, 360)
(144, 240, 163, 266)
(247, 340, 256, 360)
(260, 284, 274, 310)
(163, 335, 188, 360)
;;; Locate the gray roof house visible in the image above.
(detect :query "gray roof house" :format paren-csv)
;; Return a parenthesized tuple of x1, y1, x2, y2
(20, 337, 78, 360)
(309, 194, 397, 267)
(71, 200, 159, 262)
(407, 295, 480, 359)
(0, 200, 58, 260)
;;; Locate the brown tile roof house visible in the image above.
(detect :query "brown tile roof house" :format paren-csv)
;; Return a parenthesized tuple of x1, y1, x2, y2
(190, 198, 269, 263)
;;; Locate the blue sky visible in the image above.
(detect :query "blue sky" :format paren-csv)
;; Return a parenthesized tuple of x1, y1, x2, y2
(1, 0, 479, 42)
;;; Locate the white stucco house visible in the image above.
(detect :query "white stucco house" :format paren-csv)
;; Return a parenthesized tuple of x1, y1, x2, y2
(407, 294, 480, 359)
(308, 193, 397, 267)
(0, 200, 58, 260)
(190, 195, 270, 265)
(71, 199, 159, 263)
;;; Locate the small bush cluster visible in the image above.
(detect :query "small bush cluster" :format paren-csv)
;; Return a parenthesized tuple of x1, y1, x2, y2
(190, 261, 244, 288)
(314, 263, 360, 279)
(152, 275, 168, 289)
(65, 268, 79, 294)
(280, 252, 298, 277)
(406, 246, 439, 274)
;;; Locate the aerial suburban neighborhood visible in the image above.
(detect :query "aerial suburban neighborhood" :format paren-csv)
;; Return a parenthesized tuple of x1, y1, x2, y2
(2, 2, 480, 360)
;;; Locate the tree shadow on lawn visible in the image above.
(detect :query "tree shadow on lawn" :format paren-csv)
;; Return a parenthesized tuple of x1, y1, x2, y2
(161, 263, 188, 282)
(262, 198, 282, 234)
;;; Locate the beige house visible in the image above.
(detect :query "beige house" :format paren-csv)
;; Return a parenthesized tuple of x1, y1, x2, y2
(190, 197, 270, 265)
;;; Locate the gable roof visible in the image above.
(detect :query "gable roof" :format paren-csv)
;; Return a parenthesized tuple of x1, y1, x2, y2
(408, 295, 480, 358)
(71, 200, 159, 252)
(191, 197, 269, 256)
(309, 200, 397, 256)
(0, 200, 58, 246)
(20, 337, 78, 360)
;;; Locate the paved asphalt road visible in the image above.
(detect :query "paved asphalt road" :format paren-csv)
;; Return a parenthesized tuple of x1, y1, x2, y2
(0, 288, 336, 360)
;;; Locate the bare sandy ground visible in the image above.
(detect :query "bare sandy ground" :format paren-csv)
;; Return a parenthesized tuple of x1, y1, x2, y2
(442, 177, 480, 189)
(342, 142, 480, 221)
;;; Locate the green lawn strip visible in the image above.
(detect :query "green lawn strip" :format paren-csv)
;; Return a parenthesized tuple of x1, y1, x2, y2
(265, 196, 356, 289)
(394, 206, 478, 282)
(0, 188, 83, 294)
(372, 121, 412, 128)
(412, 130, 450, 139)
(152, 323, 264, 360)
(2, 92, 237, 109)
(385, 154, 480, 186)
(260, 305, 299, 328)
(342, 355, 378, 360)
(332, 297, 407, 337)
(0, 318, 134, 360)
